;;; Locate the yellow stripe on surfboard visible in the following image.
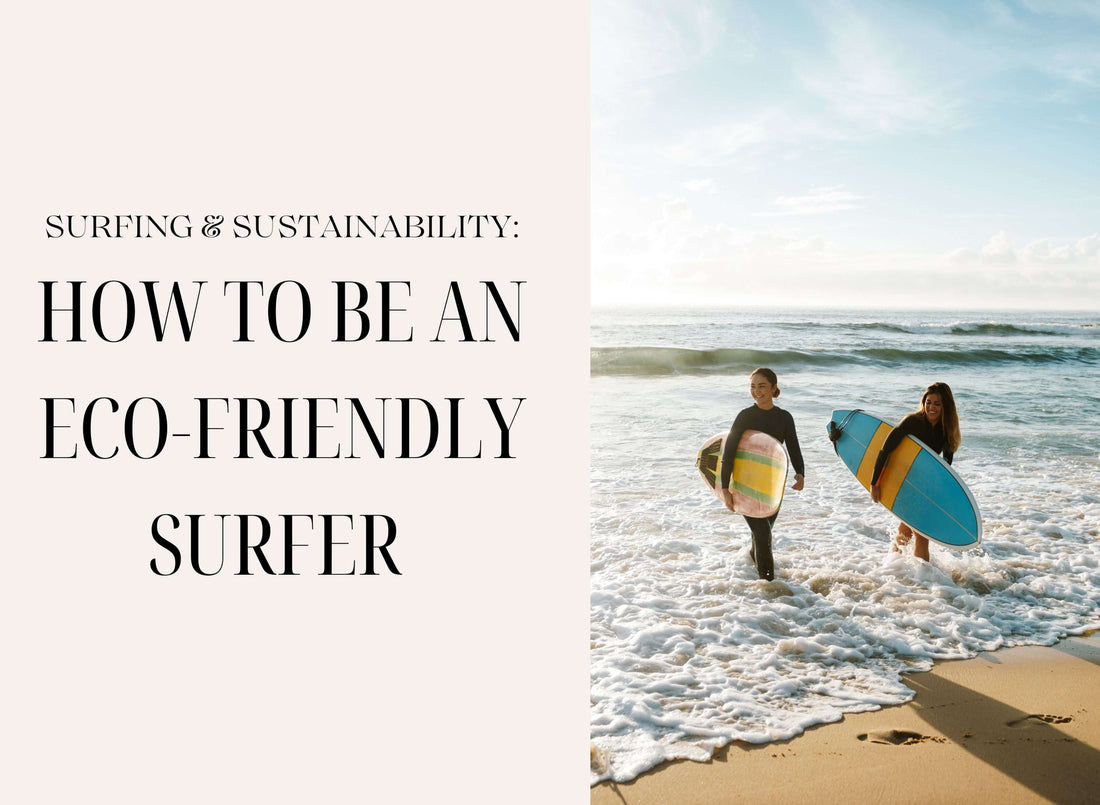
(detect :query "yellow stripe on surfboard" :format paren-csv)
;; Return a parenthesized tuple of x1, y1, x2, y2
(855, 423, 892, 488)
(852, 421, 921, 506)
(877, 438, 922, 508)
(731, 449, 786, 505)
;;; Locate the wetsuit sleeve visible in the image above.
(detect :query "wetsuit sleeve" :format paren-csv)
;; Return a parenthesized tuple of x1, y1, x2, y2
(870, 417, 913, 486)
(720, 410, 750, 490)
(783, 410, 805, 477)
(943, 449, 954, 466)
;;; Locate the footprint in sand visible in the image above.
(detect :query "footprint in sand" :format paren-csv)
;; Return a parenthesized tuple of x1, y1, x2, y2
(1007, 714, 1073, 727)
(857, 730, 946, 746)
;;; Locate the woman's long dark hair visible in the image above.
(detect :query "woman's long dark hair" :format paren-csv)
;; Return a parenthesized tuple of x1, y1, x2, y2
(916, 381, 960, 452)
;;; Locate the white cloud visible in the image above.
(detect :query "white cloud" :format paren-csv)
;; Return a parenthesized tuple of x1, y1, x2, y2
(659, 197, 692, 224)
(683, 178, 718, 193)
(1020, 0, 1100, 21)
(661, 109, 786, 167)
(981, 0, 1024, 29)
(659, 107, 856, 172)
(648, 5, 974, 175)
(982, 231, 1018, 263)
(590, 2, 1100, 310)
(945, 231, 1100, 266)
(1021, 233, 1100, 262)
(796, 3, 966, 135)
(758, 185, 868, 216)
(1040, 49, 1100, 90)
(593, 212, 1100, 308)
(946, 247, 980, 264)
(592, 1, 745, 112)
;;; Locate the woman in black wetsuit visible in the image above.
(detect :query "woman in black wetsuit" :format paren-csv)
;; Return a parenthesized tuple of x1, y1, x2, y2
(719, 367, 805, 581)
(870, 381, 961, 562)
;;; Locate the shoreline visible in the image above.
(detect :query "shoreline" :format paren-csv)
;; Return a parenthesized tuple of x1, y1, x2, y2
(592, 632, 1100, 805)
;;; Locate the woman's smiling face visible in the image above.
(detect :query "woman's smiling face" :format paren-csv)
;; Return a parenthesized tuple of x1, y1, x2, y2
(923, 392, 943, 425)
(750, 373, 776, 407)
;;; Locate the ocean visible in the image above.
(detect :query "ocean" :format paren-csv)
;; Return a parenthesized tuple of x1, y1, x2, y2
(589, 308, 1100, 784)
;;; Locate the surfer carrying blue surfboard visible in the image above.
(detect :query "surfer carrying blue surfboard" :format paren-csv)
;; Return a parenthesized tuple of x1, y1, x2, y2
(720, 368, 805, 581)
(870, 382, 961, 561)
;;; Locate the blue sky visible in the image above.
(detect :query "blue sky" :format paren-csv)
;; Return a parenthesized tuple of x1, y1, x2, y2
(592, 0, 1100, 308)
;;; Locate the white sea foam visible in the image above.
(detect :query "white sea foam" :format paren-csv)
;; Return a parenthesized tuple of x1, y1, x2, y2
(590, 309, 1100, 784)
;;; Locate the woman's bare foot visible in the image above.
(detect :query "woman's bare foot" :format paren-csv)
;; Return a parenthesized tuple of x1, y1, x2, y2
(892, 524, 913, 552)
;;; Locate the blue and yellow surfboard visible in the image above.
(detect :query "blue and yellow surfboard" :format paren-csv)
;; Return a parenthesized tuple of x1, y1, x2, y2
(827, 409, 982, 548)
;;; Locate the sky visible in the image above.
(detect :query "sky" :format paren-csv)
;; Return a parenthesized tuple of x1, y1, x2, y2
(591, 0, 1100, 309)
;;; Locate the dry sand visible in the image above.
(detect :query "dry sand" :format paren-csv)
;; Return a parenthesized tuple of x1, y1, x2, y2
(592, 633, 1100, 805)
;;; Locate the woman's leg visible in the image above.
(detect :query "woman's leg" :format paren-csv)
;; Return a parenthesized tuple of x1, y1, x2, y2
(744, 514, 777, 580)
(893, 522, 913, 552)
(893, 523, 930, 561)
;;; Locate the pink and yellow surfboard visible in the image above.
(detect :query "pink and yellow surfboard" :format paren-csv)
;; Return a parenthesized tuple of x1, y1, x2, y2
(696, 430, 789, 518)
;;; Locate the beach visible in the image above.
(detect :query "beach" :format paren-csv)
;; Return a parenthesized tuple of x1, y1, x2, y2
(589, 308, 1100, 787)
(592, 632, 1100, 805)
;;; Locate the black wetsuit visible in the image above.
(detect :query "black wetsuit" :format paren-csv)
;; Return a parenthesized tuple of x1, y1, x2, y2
(870, 412, 953, 486)
(719, 405, 805, 581)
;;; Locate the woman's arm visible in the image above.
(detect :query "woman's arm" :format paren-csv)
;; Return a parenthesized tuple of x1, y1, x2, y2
(870, 416, 914, 500)
(783, 410, 805, 490)
(719, 412, 748, 491)
(719, 410, 753, 510)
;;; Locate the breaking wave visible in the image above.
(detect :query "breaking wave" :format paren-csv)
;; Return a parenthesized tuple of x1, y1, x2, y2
(591, 345, 1098, 376)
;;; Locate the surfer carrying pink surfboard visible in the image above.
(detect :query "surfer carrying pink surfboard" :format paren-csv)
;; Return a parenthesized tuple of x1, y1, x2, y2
(720, 367, 805, 581)
(870, 382, 962, 561)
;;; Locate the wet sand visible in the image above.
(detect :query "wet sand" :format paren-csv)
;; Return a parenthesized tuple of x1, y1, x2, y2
(592, 633, 1100, 805)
